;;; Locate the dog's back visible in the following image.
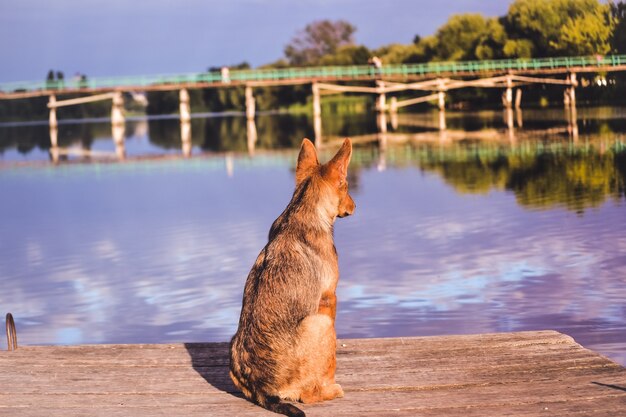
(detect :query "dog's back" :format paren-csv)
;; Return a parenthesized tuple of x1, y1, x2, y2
(230, 138, 354, 416)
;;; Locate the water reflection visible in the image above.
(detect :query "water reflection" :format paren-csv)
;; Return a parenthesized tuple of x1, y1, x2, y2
(5, 106, 626, 163)
(1, 109, 626, 368)
(181, 121, 192, 158)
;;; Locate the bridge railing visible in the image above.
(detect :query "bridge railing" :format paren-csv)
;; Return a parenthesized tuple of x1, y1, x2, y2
(1, 55, 625, 95)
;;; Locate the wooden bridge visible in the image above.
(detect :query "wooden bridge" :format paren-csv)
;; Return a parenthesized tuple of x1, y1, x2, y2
(2, 54, 625, 160)
(2, 54, 625, 99)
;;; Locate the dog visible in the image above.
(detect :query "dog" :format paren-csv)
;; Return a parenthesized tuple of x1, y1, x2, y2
(229, 138, 355, 417)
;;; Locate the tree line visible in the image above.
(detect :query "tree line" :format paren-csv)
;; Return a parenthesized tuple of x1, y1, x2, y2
(147, 0, 626, 116)
(274, 0, 624, 67)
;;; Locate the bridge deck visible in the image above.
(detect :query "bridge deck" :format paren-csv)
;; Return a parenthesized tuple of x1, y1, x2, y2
(1, 330, 625, 416)
(2, 54, 625, 100)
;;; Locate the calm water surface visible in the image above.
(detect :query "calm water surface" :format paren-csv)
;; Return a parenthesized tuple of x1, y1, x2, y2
(1, 108, 625, 367)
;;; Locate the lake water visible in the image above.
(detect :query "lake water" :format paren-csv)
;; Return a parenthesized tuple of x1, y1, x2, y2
(1, 107, 625, 367)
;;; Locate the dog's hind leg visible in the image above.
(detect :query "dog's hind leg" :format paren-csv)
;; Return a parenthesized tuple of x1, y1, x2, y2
(279, 313, 343, 403)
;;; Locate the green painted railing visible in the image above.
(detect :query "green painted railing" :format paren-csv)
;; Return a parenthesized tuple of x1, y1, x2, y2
(2, 55, 625, 95)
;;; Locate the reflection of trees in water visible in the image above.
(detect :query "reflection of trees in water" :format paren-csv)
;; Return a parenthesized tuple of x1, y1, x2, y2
(0, 123, 108, 154)
(146, 119, 185, 150)
(201, 116, 249, 152)
(417, 144, 626, 213)
(0, 124, 50, 155)
(147, 115, 313, 152)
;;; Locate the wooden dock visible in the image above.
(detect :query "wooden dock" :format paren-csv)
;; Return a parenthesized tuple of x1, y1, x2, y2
(1, 331, 625, 416)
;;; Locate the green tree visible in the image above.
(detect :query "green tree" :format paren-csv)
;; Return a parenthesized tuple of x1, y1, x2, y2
(318, 45, 371, 66)
(506, 0, 615, 56)
(432, 14, 507, 61)
(373, 43, 420, 64)
(610, 1, 626, 53)
(474, 18, 509, 60)
(502, 38, 535, 58)
(284, 20, 356, 66)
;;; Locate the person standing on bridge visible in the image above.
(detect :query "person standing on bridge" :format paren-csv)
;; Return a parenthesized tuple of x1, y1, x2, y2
(369, 56, 382, 79)
(221, 66, 231, 84)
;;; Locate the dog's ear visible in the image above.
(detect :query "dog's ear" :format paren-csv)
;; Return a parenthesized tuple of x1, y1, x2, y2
(296, 138, 319, 185)
(325, 138, 352, 183)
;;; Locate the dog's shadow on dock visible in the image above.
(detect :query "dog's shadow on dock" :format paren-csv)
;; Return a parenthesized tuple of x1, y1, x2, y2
(185, 342, 244, 400)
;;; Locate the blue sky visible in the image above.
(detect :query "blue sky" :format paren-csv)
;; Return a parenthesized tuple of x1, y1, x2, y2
(0, 0, 510, 82)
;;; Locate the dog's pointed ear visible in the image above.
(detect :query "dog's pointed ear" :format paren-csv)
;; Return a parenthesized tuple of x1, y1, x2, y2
(326, 138, 352, 182)
(296, 138, 319, 185)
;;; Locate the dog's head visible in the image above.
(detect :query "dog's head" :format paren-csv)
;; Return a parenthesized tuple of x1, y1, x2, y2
(296, 138, 355, 219)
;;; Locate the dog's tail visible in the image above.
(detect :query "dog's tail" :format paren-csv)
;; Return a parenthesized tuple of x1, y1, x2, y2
(230, 369, 305, 417)
(257, 393, 305, 417)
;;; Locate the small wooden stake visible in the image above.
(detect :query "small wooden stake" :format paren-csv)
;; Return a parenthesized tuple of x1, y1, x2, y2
(6, 313, 17, 351)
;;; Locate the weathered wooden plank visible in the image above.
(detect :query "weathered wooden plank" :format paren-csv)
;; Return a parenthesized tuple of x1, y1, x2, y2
(0, 331, 624, 417)
(0, 331, 579, 367)
(0, 342, 593, 369)
(1, 378, 625, 416)
(0, 356, 620, 394)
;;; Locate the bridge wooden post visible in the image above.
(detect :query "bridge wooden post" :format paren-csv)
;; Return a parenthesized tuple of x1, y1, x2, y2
(389, 96, 398, 114)
(376, 80, 386, 112)
(312, 83, 322, 145)
(437, 79, 446, 131)
(48, 95, 58, 129)
(503, 75, 513, 109)
(245, 85, 255, 120)
(377, 111, 388, 172)
(111, 92, 125, 127)
(566, 72, 578, 141)
(516, 108, 524, 128)
(312, 83, 321, 119)
(48, 125, 59, 166)
(112, 124, 126, 160)
(181, 121, 192, 157)
(48, 94, 59, 162)
(389, 96, 398, 130)
(49, 126, 58, 148)
(505, 108, 514, 130)
(376, 111, 387, 134)
(247, 118, 257, 155)
(568, 72, 577, 107)
(179, 89, 191, 123)
(515, 88, 522, 109)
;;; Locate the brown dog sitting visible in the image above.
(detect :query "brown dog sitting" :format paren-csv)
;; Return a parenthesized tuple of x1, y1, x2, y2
(229, 138, 355, 417)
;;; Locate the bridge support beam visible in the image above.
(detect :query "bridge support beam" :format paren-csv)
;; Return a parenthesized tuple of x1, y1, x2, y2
(48, 95, 58, 129)
(566, 72, 578, 141)
(48, 126, 59, 164)
(389, 97, 398, 114)
(312, 83, 322, 145)
(503, 75, 514, 109)
(515, 88, 522, 109)
(48, 95, 59, 162)
(389, 97, 398, 130)
(247, 119, 257, 155)
(181, 121, 192, 157)
(179, 89, 191, 123)
(312, 83, 321, 119)
(376, 81, 386, 112)
(568, 72, 577, 107)
(111, 92, 125, 127)
(505, 108, 514, 130)
(112, 124, 126, 160)
(245, 86, 255, 120)
(437, 79, 446, 131)
(564, 73, 578, 108)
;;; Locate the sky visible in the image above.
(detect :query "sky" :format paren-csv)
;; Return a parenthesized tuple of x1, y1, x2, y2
(0, 0, 510, 83)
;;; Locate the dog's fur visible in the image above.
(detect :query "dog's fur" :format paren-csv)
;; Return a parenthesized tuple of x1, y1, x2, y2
(229, 138, 355, 417)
